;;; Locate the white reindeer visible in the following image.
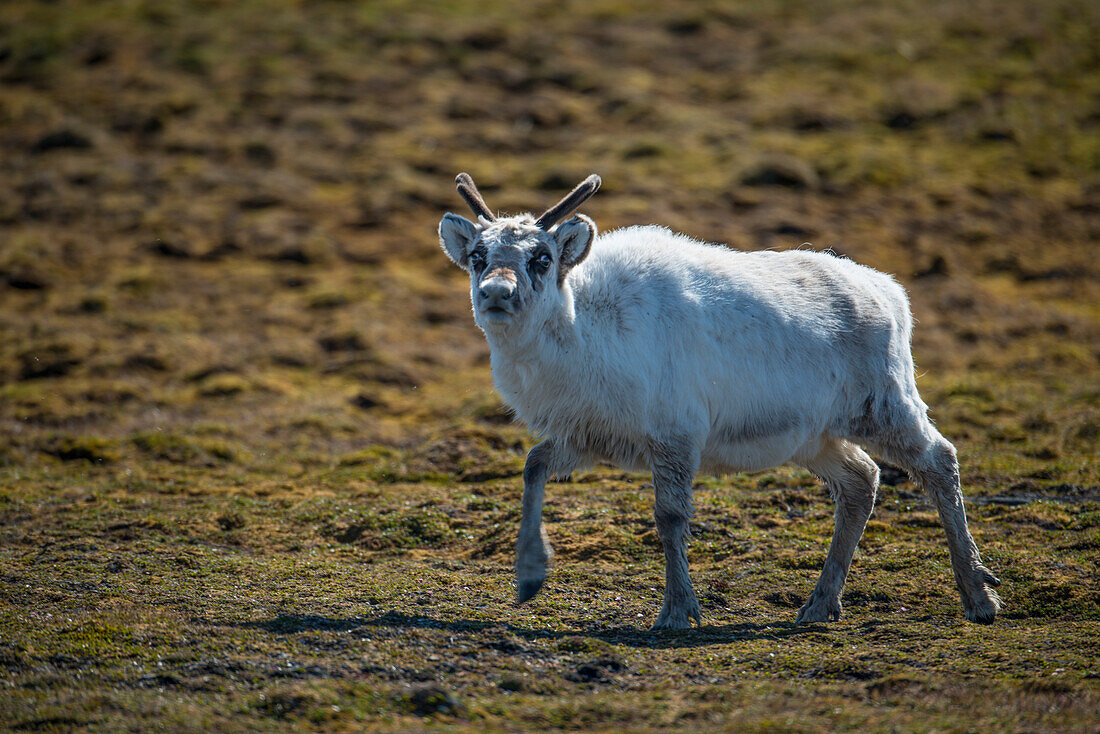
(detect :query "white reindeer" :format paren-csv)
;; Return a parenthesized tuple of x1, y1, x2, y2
(438, 173, 1001, 628)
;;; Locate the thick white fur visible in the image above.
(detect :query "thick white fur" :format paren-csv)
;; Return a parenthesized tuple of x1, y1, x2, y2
(440, 214, 1002, 629)
(490, 225, 921, 473)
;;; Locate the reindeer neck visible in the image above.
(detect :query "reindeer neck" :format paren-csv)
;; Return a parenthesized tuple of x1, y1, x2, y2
(483, 284, 580, 368)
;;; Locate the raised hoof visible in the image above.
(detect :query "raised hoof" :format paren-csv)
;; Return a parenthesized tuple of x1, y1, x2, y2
(960, 566, 1003, 624)
(516, 577, 545, 604)
(795, 593, 842, 624)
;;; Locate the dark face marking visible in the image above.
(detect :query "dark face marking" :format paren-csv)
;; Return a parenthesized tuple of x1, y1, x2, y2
(527, 247, 554, 293)
(468, 246, 488, 274)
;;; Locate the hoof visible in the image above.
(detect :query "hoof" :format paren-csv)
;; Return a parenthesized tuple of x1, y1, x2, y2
(796, 592, 842, 624)
(651, 602, 702, 630)
(516, 577, 545, 604)
(961, 566, 1002, 624)
(966, 609, 997, 625)
(963, 588, 1001, 625)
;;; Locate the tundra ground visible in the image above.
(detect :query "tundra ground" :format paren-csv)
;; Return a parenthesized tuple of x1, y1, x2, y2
(1, 0, 1098, 731)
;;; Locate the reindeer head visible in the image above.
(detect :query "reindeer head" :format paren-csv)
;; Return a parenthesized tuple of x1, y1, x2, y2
(439, 173, 600, 329)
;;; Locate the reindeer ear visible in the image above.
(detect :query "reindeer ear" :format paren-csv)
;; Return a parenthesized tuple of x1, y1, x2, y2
(552, 214, 596, 270)
(439, 213, 479, 268)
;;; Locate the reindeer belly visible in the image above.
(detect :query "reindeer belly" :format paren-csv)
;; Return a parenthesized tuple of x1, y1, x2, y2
(701, 429, 822, 474)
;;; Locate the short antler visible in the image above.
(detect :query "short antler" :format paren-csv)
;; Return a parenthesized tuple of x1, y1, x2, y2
(455, 172, 495, 221)
(535, 174, 601, 230)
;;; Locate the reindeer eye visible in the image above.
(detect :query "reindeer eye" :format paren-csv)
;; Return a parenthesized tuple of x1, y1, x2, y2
(534, 253, 552, 270)
(468, 250, 485, 268)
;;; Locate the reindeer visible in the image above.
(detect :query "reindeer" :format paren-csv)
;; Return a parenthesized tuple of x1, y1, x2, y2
(438, 173, 1001, 628)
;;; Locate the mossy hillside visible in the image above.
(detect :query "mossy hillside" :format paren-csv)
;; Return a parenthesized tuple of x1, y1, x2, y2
(1, 0, 1099, 731)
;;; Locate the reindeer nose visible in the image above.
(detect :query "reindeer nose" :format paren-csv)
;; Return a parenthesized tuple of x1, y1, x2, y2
(479, 279, 514, 304)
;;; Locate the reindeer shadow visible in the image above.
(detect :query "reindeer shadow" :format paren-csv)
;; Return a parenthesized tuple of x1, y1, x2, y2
(239, 610, 827, 650)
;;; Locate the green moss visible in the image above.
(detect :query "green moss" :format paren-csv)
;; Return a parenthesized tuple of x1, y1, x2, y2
(131, 432, 244, 465)
(337, 445, 399, 467)
(132, 432, 204, 463)
(198, 438, 245, 463)
(53, 623, 137, 658)
(40, 435, 120, 464)
(323, 505, 458, 549)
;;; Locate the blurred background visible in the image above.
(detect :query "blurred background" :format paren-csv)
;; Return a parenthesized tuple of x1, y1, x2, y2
(1, 0, 1097, 491)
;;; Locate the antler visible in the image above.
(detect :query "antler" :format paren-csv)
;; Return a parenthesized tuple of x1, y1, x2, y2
(455, 172, 495, 221)
(535, 174, 601, 230)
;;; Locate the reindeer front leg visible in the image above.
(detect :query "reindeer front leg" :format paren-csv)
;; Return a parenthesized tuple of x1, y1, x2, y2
(515, 440, 575, 603)
(650, 437, 703, 629)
